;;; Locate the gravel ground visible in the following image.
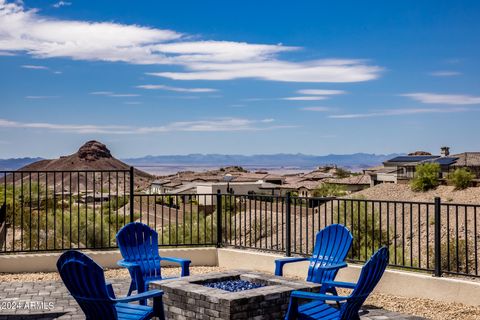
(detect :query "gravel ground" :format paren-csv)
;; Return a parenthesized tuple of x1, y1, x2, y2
(352, 184, 480, 204)
(1, 267, 480, 320)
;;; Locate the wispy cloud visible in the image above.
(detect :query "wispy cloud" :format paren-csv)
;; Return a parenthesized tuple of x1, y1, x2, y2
(90, 91, 140, 98)
(429, 71, 461, 77)
(281, 89, 346, 101)
(136, 84, 217, 93)
(52, 1, 72, 8)
(301, 107, 331, 112)
(0, 1, 382, 83)
(124, 101, 142, 105)
(329, 107, 468, 119)
(282, 96, 327, 101)
(297, 89, 346, 95)
(25, 95, 59, 99)
(401, 93, 480, 105)
(0, 117, 291, 134)
(21, 64, 48, 70)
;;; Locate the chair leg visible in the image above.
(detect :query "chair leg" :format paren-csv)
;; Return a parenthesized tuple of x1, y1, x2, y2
(139, 283, 148, 306)
(127, 281, 135, 296)
(153, 295, 166, 320)
(284, 296, 298, 320)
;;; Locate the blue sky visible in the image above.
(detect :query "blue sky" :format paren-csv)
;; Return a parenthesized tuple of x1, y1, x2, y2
(0, 0, 479, 158)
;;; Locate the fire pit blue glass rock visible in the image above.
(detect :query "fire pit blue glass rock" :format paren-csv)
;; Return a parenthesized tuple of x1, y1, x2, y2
(202, 279, 265, 292)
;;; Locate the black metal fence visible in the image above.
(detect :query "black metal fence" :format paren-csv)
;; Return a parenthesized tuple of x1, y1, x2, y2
(217, 194, 479, 278)
(0, 168, 478, 278)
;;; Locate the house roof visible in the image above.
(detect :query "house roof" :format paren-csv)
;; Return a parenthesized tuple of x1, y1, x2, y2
(385, 155, 439, 164)
(327, 174, 371, 185)
(452, 152, 480, 167)
(281, 180, 321, 190)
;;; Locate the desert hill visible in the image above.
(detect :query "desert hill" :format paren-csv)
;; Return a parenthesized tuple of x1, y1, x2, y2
(10, 141, 154, 192)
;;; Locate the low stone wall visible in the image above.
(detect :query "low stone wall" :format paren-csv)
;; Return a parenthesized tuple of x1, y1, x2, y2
(0, 247, 218, 273)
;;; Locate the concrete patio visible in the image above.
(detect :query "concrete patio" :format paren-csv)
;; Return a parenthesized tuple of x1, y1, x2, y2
(0, 277, 425, 320)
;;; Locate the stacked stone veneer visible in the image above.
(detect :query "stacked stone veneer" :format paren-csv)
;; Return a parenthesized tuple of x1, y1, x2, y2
(151, 270, 320, 320)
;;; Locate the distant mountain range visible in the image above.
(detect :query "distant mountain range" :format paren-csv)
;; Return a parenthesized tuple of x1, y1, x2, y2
(0, 157, 44, 171)
(123, 153, 402, 170)
(1, 152, 402, 172)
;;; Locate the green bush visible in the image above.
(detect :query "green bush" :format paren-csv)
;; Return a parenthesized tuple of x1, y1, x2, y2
(448, 168, 474, 190)
(335, 168, 351, 178)
(411, 163, 440, 192)
(313, 183, 347, 197)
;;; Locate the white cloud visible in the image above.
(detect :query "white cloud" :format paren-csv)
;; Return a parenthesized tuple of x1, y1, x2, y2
(297, 89, 346, 95)
(301, 107, 330, 112)
(90, 91, 139, 97)
(124, 101, 142, 105)
(329, 108, 468, 119)
(429, 71, 461, 77)
(281, 96, 327, 101)
(21, 64, 48, 70)
(0, 117, 290, 134)
(149, 59, 381, 83)
(25, 95, 58, 99)
(52, 1, 71, 8)
(136, 84, 217, 93)
(401, 93, 480, 105)
(0, 1, 382, 83)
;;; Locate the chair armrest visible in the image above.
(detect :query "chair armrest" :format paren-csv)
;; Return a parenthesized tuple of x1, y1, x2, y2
(117, 259, 140, 268)
(322, 280, 357, 289)
(290, 290, 349, 302)
(114, 289, 164, 303)
(274, 257, 310, 276)
(317, 262, 348, 270)
(161, 256, 191, 276)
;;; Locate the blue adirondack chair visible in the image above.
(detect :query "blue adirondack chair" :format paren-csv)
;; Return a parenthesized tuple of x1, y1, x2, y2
(275, 224, 353, 293)
(284, 246, 389, 320)
(116, 222, 191, 297)
(57, 250, 165, 320)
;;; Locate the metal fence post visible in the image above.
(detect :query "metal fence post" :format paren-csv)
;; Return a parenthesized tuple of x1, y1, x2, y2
(434, 197, 442, 277)
(285, 192, 292, 257)
(129, 166, 134, 222)
(216, 191, 223, 247)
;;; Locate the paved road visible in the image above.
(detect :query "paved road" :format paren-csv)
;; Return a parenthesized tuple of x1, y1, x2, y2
(0, 278, 425, 319)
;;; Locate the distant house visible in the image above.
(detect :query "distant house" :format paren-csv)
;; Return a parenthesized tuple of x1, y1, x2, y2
(78, 192, 112, 203)
(148, 179, 182, 194)
(326, 175, 371, 193)
(368, 147, 480, 186)
(197, 181, 282, 205)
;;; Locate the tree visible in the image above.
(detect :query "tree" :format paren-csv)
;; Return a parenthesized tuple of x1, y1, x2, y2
(335, 168, 351, 178)
(313, 183, 347, 197)
(448, 168, 474, 190)
(410, 163, 441, 192)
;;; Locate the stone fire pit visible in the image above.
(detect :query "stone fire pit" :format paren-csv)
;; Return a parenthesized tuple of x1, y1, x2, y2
(151, 270, 321, 320)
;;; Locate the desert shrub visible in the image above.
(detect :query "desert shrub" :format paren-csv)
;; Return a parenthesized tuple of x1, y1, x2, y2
(332, 199, 392, 262)
(335, 168, 351, 178)
(448, 168, 474, 190)
(411, 163, 440, 192)
(313, 183, 347, 197)
(429, 237, 470, 274)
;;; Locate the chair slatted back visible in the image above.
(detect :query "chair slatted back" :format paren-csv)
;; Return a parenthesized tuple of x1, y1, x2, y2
(117, 222, 162, 280)
(339, 247, 389, 320)
(307, 224, 353, 283)
(57, 250, 117, 320)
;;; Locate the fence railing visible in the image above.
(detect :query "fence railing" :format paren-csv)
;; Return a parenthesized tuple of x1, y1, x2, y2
(0, 168, 478, 278)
